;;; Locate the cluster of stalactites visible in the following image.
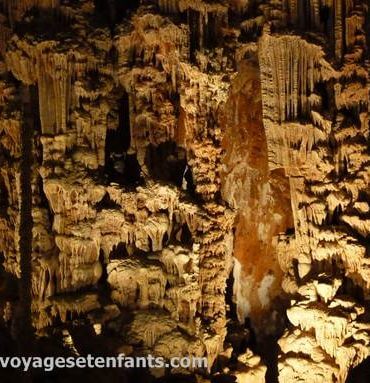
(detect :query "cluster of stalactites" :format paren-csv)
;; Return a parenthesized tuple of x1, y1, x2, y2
(259, 31, 335, 124)
(278, 281, 370, 383)
(272, 0, 366, 62)
(5, 37, 106, 135)
(157, 0, 180, 14)
(1, 0, 60, 24)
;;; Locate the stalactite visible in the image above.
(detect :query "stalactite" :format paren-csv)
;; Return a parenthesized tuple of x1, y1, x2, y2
(2, 0, 60, 24)
(158, 0, 179, 14)
(259, 33, 335, 123)
(334, 0, 344, 61)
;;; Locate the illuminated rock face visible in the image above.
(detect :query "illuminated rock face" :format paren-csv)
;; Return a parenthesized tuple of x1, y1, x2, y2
(0, 0, 369, 381)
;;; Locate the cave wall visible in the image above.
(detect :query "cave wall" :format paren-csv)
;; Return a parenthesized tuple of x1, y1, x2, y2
(0, 0, 369, 382)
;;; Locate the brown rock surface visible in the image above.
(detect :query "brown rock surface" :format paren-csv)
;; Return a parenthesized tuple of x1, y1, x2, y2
(0, 0, 369, 382)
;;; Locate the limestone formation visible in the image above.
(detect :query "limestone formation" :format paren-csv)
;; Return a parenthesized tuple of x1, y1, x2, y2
(0, 0, 369, 382)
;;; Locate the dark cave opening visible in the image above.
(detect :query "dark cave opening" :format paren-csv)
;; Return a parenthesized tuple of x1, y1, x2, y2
(109, 242, 129, 260)
(171, 221, 194, 248)
(225, 268, 237, 320)
(298, 0, 311, 30)
(331, 204, 343, 225)
(93, 0, 111, 27)
(104, 92, 143, 187)
(99, 249, 106, 273)
(215, 266, 264, 380)
(37, 176, 53, 227)
(107, 45, 119, 67)
(319, 5, 331, 35)
(309, 259, 368, 305)
(145, 141, 187, 188)
(178, 11, 188, 25)
(347, 356, 370, 383)
(324, 204, 343, 225)
(211, 375, 236, 383)
(340, 155, 349, 177)
(14, 85, 35, 354)
(188, 9, 200, 62)
(222, 316, 256, 369)
(239, 24, 263, 43)
(162, 232, 169, 248)
(337, 276, 365, 303)
(311, 259, 340, 277)
(258, 335, 279, 383)
(148, 237, 153, 252)
(120, 154, 143, 186)
(204, 13, 219, 50)
(14, 8, 72, 38)
(285, 227, 295, 235)
(249, 298, 289, 383)
(237, 3, 263, 43)
(358, 190, 370, 204)
(97, 249, 110, 299)
(292, 259, 301, 284)
(105, 92, 131, 156)
(169, 91, 181, 117)
(179, 223, 193, 246)
(0, 252, 18, 303)
(315, 82, 331, 114)
(96, 192, 121, 211)
(93, 0, 140, 29)
(0, 175, 9, 215)
(183, 165, 197, 198)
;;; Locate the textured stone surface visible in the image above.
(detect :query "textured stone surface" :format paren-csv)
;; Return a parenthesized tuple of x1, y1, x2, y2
(0, 0, 369, 382)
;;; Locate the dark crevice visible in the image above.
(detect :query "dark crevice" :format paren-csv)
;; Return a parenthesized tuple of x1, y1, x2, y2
(204, 12, 220, 49)
(179, 223, 193, 246)
(285, 227, 295, 235)
(96, 192, 121, 211)
(96, 250, 112, 306)
(13, 86, 34, 355)
(238, 24, 263, 43)
(104, 92, 143, 187)
(325, 204, 343, 225)
(169, 220, 194, 249)
(226, 318, 255, 360)
(148, 237, 153, 252)
(347, 357, 370, 383)
(14, 7, 72, 39)
(93, 0, 140, 30)
(105, 92, 131, 157)
(319, 5, 330, 35)
(145, 141, 187, 187)
(98, 250, 108, 285)
(109, 242, 129, 260)
(37, 176, 53, 228)
(188, 9, 200, 62)
(162, 232, 169, 247)
(298, 0, 311, 31)
(292, 259, 301, 284)
(183, 165, 197, 199)
(0, 175, 9, 216)
(315, 81, 332, 115)
(337, 276, 365, 303)
(225, 267, 237, 320)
